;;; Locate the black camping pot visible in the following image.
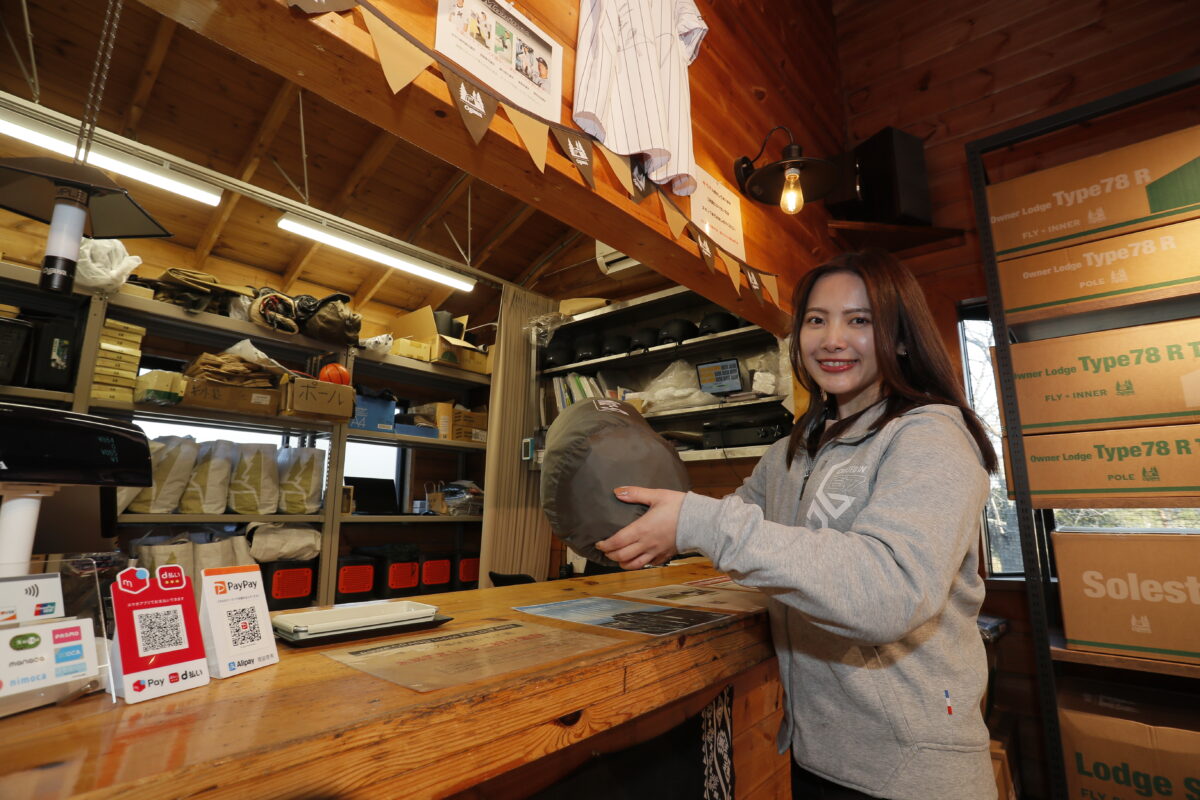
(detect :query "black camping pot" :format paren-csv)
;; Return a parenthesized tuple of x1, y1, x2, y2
(544, 338, 574, 367)
(573, 333, 602, 361)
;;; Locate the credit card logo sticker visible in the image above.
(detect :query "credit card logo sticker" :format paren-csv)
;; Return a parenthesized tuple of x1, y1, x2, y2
(34, 602, 56, 616)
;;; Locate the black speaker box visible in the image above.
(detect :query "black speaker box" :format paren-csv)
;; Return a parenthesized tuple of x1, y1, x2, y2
(826, 127, 931, 226)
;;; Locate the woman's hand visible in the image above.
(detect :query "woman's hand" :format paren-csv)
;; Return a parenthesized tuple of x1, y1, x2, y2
(595, 486, 685, 570)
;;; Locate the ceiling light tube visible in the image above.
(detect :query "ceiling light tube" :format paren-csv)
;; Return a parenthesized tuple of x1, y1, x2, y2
(277, 212, 475, 293)
(0, 105, 222, 206)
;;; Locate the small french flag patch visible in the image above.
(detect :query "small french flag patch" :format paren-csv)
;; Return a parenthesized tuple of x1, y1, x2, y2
(944, 689, 953, 715)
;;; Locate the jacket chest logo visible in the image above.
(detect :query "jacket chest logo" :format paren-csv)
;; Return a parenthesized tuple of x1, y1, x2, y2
(806, 458, 867, 528)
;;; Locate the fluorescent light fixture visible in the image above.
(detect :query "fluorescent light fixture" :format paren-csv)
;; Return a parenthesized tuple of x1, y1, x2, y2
(0, 106, 222, 206)
(277, 212, 475, 293)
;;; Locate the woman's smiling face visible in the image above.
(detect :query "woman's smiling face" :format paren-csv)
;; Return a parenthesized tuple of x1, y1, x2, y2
(799, 271, 883, 419)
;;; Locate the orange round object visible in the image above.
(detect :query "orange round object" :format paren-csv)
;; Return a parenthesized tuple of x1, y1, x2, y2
(318, 363, 351, 384)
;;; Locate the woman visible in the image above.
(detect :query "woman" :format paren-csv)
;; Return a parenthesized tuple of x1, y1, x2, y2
(597, 251, 999, 800)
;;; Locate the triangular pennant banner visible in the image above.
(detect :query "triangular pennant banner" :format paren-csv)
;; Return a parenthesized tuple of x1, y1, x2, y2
(501, 103, 548, 172)
(596, 144, 634, 195)
(718, 249, 742, 296)
(658, 193, 690, 239)
(445, 73, 498, 145)
(742, 264, 766, 305)
(760, 272, 780, 306)
(629, 154, 655, 203)
(694, 229, 717, 274)
(361, 8, 434, 94)
(551, 127, 596, 188)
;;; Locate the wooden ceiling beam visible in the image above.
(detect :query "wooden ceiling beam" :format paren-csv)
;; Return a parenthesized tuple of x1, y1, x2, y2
(143, 0, 793, 334)
(517, 230, 583, 288)
(401, 171, 472, 243)
(194, 79, 299, 267)
(120, 17, 176, 138)
(353, 170, 473, 306)
(472, 204, 534, 269)
(423, 285, 455, 312)
(282, 130, 398, 291)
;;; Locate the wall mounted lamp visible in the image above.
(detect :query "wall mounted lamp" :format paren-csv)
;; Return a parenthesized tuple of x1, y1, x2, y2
(277, 212, 476, 293)
(733, 126, 836, 215)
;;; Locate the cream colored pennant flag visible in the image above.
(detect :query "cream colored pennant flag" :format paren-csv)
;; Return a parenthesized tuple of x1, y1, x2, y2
(658, 193, 690, 239)
(596, 144, 634, 195)
(502, 103, 548, 173)
(361, 9, 433, 94)
(760, 272, 780, 306)
(718, 249, 742, 296)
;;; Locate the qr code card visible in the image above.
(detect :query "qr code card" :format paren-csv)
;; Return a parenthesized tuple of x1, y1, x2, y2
(199, 565, 278, 679)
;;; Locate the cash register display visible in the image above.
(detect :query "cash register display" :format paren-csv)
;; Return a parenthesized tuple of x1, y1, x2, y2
(695, 359, 742, 396)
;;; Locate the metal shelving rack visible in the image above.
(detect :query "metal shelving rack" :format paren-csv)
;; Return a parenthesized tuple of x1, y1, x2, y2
(966, 66, 1200, 799)
(536, 286, 789, 463)
(0, 262, 491, 605)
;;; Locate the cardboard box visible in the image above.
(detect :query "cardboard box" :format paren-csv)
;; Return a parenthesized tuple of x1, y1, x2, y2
(103, 319, 147, 337)
(181, 377, 280, 416)
(1005, 318, 1200, 434)
(349, 395, 396, 432)
(90, 384, 133, 403)
(96, 352, 139, 371)
(447, 425, 487, 443)
(392, 305, 489, 374)
(1011, 423, 1200, 504)
(392, 423, 438, 439)
(118, 282, 154, 299)
(999, 217, 1200, 322)
(92, 373, 135, 390)
(391, 337, 431, 362)
(434, 402, 488, 438)
(987, 124, 1200, 260)
(1054, 531, 1200, 664)
(98, 340, 140, 360)
(1059, 680, 1200, 798)
(100, 329, 144, 348)
(279, 374, 354, 419)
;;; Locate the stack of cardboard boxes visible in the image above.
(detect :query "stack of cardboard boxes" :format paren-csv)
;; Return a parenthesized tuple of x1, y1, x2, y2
(91, 319, 145, 404)
(388, 306, 490, 375)
(987, 123, 1200, 783)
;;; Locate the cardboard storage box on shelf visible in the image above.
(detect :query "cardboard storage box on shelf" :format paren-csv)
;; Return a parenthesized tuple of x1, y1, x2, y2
(390, 337, 431, 362)
(1006, 422, 1200, 505)
(998, 217, 1200, 322)
(279, 373, 354, 420)
(181, 376, 280, 415)
(349, 395, 396, 432)
(1053, 531, 1200, 665)
(392, 305, 489, 374)
(433, 401, 487, 441)
(1058, 680, 1200, 799)
(986, 124, 1200, 260)
(1003, 317, 1200, 435)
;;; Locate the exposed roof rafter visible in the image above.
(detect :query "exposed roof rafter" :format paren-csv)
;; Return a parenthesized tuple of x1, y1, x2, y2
(120, 17, 176, 138)
(517, 229, 583, 288)
(193, 79, 298, 267)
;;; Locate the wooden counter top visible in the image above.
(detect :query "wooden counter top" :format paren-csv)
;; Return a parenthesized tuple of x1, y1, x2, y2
(0, 563, 778, 799)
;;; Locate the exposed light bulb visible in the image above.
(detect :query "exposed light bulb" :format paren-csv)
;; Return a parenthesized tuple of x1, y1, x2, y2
(779, 167, 804, 214)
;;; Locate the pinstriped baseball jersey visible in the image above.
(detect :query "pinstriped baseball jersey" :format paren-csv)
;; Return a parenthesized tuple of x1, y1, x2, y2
(573, 0, 708, 195)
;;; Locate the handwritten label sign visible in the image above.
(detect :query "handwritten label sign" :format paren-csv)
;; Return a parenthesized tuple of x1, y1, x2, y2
(691, 165, 746, 261)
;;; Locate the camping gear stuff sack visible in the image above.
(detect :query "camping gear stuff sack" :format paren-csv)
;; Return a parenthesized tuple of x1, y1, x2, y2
(540, 398, 689, 566)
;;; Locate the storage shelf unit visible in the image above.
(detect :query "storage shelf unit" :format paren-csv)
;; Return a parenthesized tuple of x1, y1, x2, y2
(967, 68, 1200, 799)
(0, 263, 492, 605)
(641, 395, 785, 421)
(118, 514, 325, 524)
(540, 325, 773, 376)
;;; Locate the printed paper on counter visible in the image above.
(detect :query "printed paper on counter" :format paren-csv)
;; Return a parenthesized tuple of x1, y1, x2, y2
(615, 584, 765, 613)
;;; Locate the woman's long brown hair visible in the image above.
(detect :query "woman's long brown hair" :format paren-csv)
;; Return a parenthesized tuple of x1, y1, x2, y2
(785, 250, 998, 473)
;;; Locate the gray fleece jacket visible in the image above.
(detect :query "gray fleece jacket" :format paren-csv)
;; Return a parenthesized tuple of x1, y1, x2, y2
(677, 403, 996, 800)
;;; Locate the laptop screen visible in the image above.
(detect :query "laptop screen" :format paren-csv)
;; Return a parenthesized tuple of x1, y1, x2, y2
(344, 477, 399, 515)
(695, 358, 743, 396)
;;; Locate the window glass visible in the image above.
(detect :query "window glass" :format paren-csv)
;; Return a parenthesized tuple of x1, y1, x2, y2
(959, 317, 1023, 575)
(343, 442, 398, 479)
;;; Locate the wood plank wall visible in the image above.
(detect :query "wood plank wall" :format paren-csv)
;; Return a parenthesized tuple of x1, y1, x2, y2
(833, 0, 1200, 364)
(833, 3, 1200, 797)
